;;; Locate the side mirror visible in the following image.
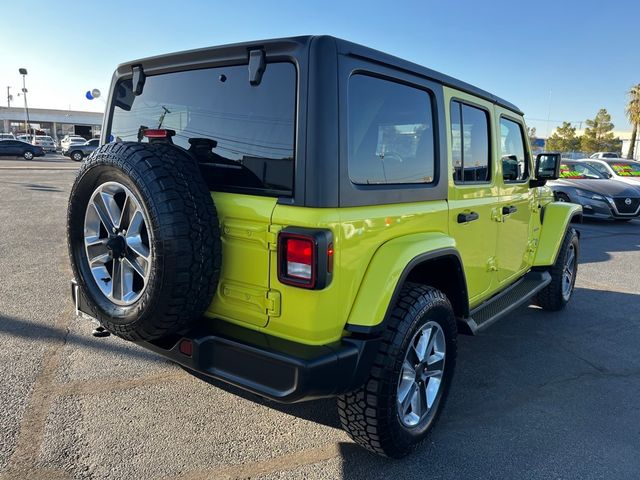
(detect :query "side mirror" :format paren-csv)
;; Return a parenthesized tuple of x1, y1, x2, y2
(530, 153, 561, 187)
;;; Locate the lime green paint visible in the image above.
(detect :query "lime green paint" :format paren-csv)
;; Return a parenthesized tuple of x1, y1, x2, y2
(204, 192, 277, 327)
(268, 201, 449, 344)
(444, 89, 501, 304)
(532, 202, 582, 266)
(346, 232, 455, 328)
(203, 89, 574, 346)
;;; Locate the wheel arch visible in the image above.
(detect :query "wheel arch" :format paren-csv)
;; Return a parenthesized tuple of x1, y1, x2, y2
(533, 202, 582, 267)
(345, 232, 469, 335)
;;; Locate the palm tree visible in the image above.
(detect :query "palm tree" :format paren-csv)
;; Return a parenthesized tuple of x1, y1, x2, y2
(626, 84, 640, 159)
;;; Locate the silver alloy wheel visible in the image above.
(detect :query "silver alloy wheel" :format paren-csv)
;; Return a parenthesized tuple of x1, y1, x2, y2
(84, 181, 152, 306)
(397, 321, 446, 428)
(24, 151, 33, 160)
(72, 152, 83, 161)
(562, 243, 576, 300)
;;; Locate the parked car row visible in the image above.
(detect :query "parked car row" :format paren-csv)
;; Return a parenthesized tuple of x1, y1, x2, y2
(0, 134, 100, 161)
(549, 158, 640, 221)
(0, 140, 45, 160)
(62, 138, 99, 161)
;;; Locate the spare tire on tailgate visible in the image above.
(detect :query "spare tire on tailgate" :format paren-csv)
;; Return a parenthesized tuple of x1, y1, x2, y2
(67, 142, 221, 341)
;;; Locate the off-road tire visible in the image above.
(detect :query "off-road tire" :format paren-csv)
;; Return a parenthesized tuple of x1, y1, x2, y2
(534, 228, 579, 311)
(337, 284, 457, 458)
(67, 142, 221, 341)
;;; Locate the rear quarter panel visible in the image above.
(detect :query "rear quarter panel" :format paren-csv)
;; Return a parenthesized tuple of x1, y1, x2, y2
(268, 201, 449, 344)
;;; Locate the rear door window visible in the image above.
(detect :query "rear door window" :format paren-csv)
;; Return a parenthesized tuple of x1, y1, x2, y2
(450, 101, 491, 183)
(109, 62, 297, 196)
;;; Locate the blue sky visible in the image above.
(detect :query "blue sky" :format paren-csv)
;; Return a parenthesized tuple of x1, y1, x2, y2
(1, 0, 638, 137)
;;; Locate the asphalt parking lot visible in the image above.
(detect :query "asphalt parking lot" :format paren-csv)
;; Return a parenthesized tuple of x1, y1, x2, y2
(0, 155, 639, 480)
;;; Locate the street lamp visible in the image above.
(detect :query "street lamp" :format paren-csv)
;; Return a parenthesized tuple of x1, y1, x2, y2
(19, 68, 31, 137)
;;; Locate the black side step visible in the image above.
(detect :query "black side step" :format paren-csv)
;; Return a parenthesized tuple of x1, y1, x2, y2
(464, 271, 551, 334)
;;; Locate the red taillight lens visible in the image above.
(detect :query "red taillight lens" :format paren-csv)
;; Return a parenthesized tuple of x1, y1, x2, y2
(277, 229, 333, 290)
(286, 238, 314, 280)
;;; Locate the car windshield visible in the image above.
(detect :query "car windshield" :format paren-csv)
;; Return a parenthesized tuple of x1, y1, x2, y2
(559, 162, 606, 179)
(607, 161, 640, 177)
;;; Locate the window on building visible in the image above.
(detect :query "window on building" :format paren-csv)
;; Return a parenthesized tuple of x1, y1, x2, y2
(450, 101, 491, 183)
(348, 74, 435, 185)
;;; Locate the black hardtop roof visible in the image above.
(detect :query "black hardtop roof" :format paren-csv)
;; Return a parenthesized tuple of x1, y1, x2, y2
(118, 35, 523, 115)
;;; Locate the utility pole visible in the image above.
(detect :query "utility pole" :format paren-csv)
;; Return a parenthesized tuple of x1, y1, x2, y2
(6, 86, 11, 108)
(19, 68, 30, 136)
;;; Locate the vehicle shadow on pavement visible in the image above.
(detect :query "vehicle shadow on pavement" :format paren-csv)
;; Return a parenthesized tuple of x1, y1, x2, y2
(188, 371, 342, 429)
(332, 287, 640, 479)
(0, 313, 163, 364)
(576, 218, 640, 264)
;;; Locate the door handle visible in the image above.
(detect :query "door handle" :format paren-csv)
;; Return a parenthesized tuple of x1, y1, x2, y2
(502, 205, 517, 215)
(457, 212, 479, 223)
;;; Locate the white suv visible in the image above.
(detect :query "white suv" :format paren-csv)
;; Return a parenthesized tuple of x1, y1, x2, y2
(61, 135, 87, 151)
(589, 152, 621, 159)
(33, 135, 57, 153)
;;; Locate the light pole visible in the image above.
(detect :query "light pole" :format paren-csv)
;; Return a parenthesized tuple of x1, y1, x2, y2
(6, 86, 11, 108)
(19, 68, 30, 136)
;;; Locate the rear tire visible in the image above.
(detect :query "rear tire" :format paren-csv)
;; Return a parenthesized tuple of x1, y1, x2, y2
(337, 284, 457, 458)
(535, 228, 579, 311)
(67, 142, 221, 341)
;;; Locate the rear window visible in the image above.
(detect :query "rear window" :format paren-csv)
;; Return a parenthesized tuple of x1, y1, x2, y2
(108, 62, 296, 196)
(609, 162, 640, 177)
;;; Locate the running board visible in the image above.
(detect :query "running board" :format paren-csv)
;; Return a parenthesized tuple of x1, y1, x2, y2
(464, 271, 551, 334)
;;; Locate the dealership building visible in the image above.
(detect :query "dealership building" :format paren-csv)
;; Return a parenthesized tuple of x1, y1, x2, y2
(0, 106, 103, 141)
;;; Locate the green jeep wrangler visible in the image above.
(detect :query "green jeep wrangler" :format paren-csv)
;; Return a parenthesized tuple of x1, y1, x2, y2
(68, 36, 582, 457)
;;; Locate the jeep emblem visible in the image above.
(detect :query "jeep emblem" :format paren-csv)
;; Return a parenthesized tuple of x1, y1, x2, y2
(625, 198, 632, 205)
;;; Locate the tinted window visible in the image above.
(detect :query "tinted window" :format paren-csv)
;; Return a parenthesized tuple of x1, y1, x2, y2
(500, 118, 529, 182)
(608, 161, 640, 177)
(586, 161, 610, 176)
(348, 74, 435, 185)
(109, 62, 296, 196)
(450, 101, 490, 183)
(559, 162, 605, 179)
(88, 139, 99, 146)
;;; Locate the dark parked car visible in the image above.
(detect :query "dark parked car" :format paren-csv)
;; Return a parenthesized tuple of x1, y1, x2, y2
(0, 140, 45, 160)
(549, 161, 640, 221)
(63, 138, 100, 161)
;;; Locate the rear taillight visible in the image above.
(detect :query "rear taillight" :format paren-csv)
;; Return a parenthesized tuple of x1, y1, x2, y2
(278, 228, 333, 289)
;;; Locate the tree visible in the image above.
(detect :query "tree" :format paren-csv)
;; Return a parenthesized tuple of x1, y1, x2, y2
(580, 108, 619, 153)
(625, 84, 640, 159)
(546, 122, 581, 152)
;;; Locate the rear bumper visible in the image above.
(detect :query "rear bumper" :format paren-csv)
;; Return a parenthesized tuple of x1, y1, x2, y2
(71, 280, 380, 403)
